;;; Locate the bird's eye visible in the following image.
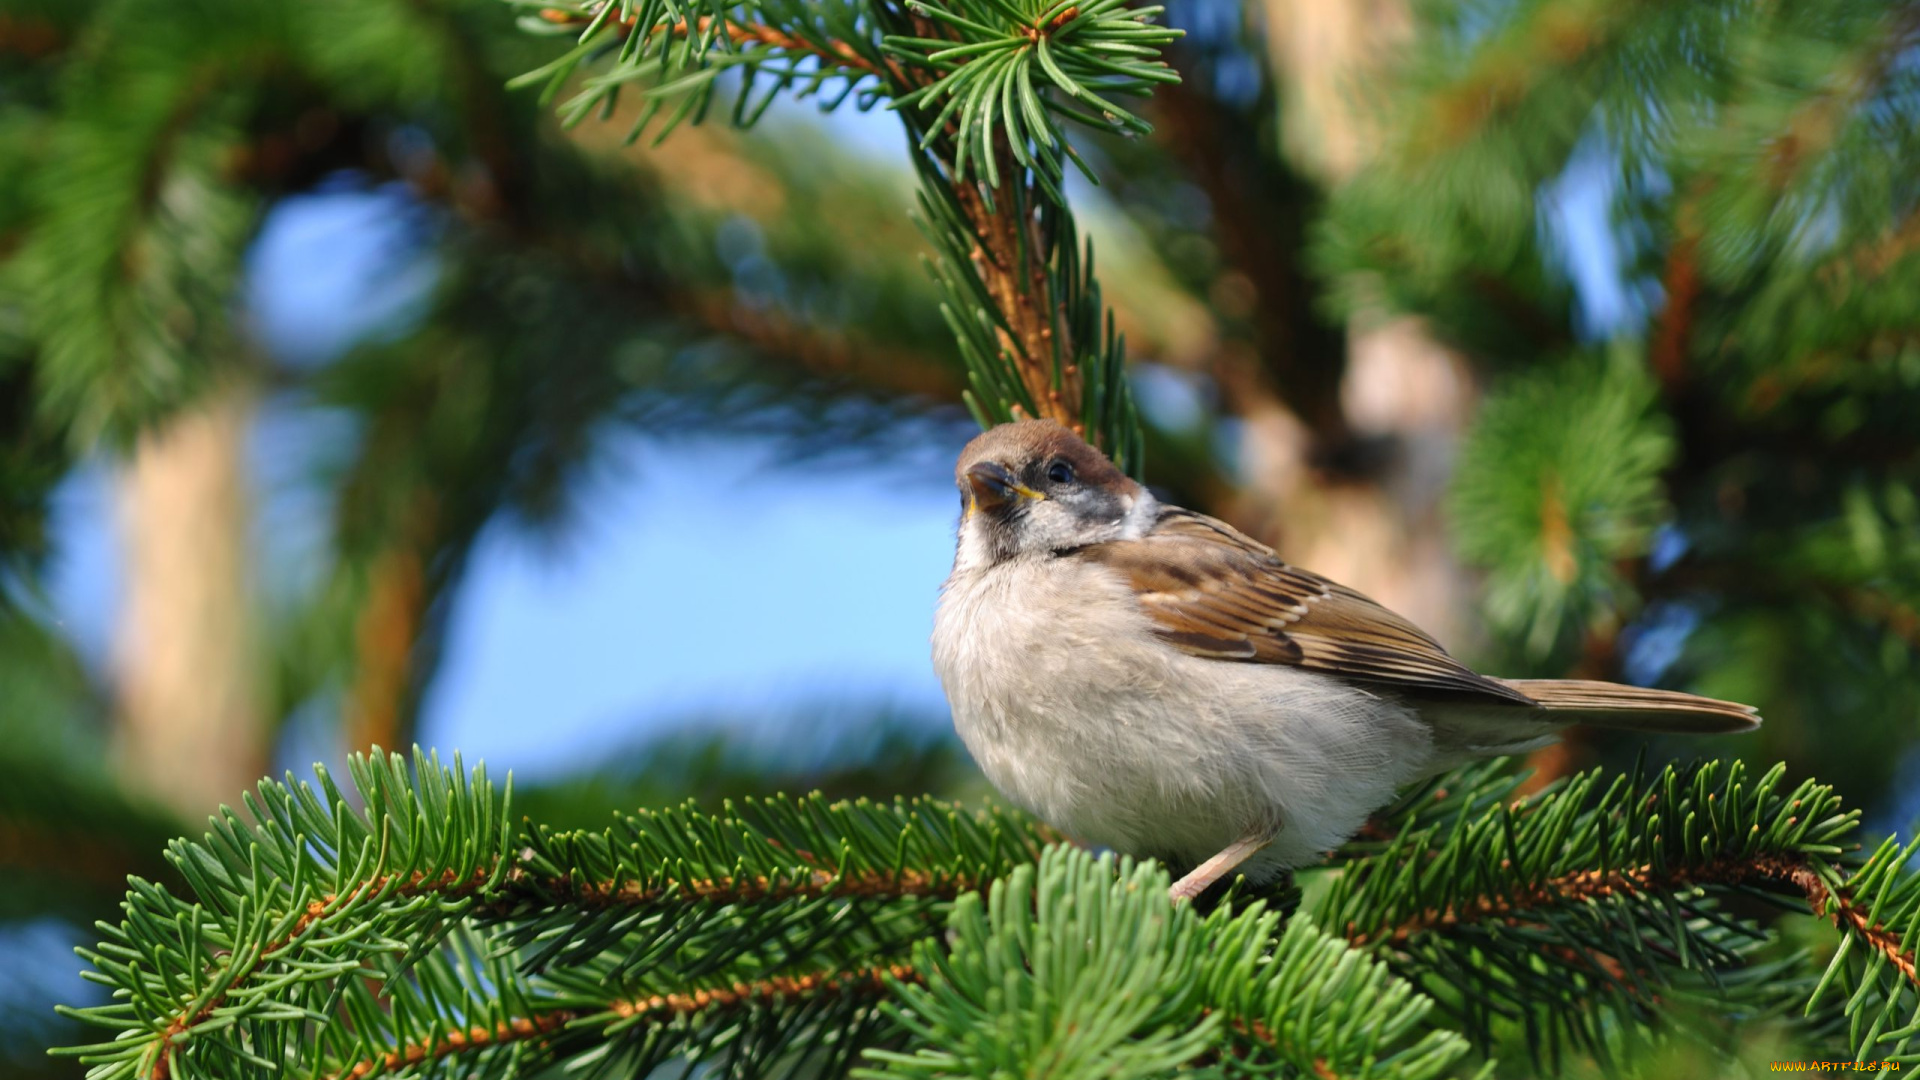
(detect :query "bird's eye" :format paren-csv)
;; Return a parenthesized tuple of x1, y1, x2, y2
(1046, 459, 1075, 485)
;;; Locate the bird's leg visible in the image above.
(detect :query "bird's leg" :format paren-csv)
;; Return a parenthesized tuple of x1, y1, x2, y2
(1168, 833, 1274, 904)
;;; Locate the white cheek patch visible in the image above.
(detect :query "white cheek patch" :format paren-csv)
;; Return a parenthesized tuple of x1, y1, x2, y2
(1117, 491, 1159, 540)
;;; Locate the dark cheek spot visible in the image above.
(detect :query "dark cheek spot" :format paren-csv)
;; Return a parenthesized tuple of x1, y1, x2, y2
(1078, 490, 1126, 527)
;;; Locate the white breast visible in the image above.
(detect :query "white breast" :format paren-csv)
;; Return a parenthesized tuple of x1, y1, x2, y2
(931, 554, 1437, 878)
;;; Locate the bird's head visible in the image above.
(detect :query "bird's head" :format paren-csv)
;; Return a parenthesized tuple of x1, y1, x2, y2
(951, 419, 1150, 568)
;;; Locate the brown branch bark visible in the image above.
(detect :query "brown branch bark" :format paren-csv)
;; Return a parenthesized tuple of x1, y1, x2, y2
(334, 1013, 575, 1080)
(325, 964, 918, 1080)
(949, 148, 1084, 431)
(0, 13, 62, 58)
(680, 286, 962, 400)
(342, 532, 430, 756)
(1345, 851, 1918, 991)
(1650, 213, 1701, 396)
(537, 7, 893, 81)
(1785, 857, 1919, 988)
(607, 963, 918, 1020)
(506, 863, 986, 911)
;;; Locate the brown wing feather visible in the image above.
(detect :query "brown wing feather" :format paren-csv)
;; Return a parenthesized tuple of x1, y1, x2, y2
(1077, 507, 1535, 705)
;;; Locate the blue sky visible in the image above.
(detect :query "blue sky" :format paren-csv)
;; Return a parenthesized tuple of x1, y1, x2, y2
(419, 430, 959, 777)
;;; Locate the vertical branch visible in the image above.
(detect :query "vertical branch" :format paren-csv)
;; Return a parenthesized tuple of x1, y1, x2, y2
(1649, 211, 1700, 396)
(934, 146, 1143, 472)
(342, 505, 434, 755)
(878, 0, 1159, 472)
(949, 155, 1081, 429)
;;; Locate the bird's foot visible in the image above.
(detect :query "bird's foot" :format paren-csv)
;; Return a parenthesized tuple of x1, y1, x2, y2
(1168, 833, 1274, 903)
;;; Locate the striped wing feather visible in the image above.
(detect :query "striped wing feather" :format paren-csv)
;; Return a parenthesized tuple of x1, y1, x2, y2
(1077, 508, 1534, 705)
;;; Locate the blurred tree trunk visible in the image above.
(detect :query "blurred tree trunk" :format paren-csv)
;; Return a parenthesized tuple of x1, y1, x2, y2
(343, 509, 433, 757)
(113, 384, 266, 817)
(1234, 0, 1477, 647)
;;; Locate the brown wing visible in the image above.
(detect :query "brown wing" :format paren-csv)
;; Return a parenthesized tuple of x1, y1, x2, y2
(1077, 507, 1535, 704)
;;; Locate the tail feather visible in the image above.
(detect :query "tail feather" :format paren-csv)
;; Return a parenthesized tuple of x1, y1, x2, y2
(1500, 679, 1761, 735)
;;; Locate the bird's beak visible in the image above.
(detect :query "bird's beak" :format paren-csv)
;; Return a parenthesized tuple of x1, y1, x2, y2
(965, 461, 1042, 515)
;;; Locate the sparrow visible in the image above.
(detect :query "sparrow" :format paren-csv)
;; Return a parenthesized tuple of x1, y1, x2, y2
(930, 419, 1759, 902)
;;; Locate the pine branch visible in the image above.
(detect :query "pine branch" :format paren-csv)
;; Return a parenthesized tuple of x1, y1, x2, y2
(507, 0, 1176, 468)
(869, 848, 1474, 1080)
(1805, 835, 1920, 1060)
(54, 745, 1920, 1075)
(54, 749, 1048, 1080)
(17, 1, 264, 445)
(911, 139, 1143, 466)
(532, 6, 895, 82)
(324, 963, 918, 1080)
(1822, 204, 1920, 285)
(325, 1010, 573, 1080)
(1790, 856, 1917, 988)
(950, 149, 1083, 427)
(1748, 7, 1920, 193)
(1447, 351, 1674, 662)
(1326, 757, 1920, 1063)
(1350, 852, 1839, 952)
(507, 0, 906, 143)
(1397, 0, 1623, 166)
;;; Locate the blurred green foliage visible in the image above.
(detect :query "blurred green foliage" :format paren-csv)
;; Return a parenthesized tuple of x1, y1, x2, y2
(0, 0, 1917, 1074)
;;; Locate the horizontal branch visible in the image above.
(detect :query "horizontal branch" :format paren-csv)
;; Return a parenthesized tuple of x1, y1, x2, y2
(678, 286, 963, 400)
(506, 864, 982, 909)
(332, 1013, 574, 1080)
(609, 963, 919, 1020)
(326, 964, 920, 1080)
(0, 814, 172, 893)
(1349, 850, 1917, 990)
(537, 6, 889, 79)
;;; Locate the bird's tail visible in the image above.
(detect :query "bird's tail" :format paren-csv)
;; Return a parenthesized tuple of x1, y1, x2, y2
(1500, 679, 1761, 734)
